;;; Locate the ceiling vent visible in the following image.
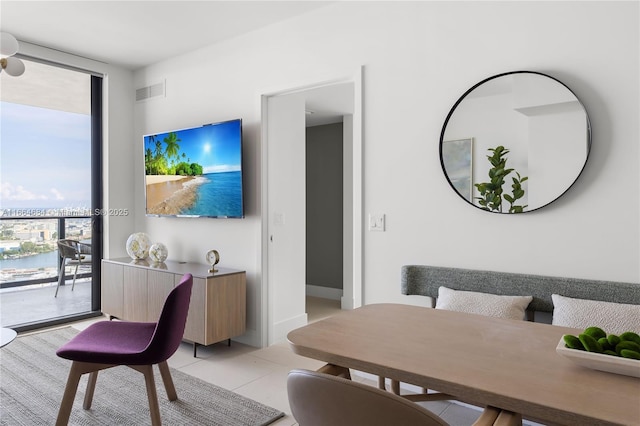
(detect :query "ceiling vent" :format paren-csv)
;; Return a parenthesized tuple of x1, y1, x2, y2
(136, 80, 165, 102)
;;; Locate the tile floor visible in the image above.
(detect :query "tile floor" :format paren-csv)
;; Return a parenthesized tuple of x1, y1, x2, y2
(36, 296, 541, 426)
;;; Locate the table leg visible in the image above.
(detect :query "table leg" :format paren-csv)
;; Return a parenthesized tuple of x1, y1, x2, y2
(317, 364, 351, 379)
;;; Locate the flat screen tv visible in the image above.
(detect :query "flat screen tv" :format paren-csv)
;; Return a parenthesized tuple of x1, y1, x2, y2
(143, 119, 244, 218)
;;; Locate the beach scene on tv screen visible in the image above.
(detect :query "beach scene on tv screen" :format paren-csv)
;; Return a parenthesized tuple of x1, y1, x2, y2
(144, 120, 243, 217)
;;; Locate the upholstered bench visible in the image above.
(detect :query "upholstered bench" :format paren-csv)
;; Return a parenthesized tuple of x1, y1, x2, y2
(401, 264, 640, 332)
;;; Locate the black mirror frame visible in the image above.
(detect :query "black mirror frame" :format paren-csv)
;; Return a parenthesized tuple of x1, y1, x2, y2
(439, 70, 592, 214)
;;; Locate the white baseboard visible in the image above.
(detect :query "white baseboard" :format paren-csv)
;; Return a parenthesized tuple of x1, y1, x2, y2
(272, 312, 308, 345)
(341, 295, 354, 310)
(306, 284, 343, 301)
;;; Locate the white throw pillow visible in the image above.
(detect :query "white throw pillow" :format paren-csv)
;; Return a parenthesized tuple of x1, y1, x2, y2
(551, 294, 640, 334)
(435, 286, 533, 320)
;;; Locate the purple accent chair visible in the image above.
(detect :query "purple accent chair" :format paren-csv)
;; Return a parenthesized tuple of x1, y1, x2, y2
(55, 273, 193, 426)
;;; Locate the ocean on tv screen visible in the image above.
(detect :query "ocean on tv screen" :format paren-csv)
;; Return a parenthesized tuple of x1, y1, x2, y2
(182, 171, 243, 217)
(144, 171, 243, 218)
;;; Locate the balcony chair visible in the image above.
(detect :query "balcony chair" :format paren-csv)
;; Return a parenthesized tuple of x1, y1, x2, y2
(287, 368, 522, 426)
(55, 239, 92, 297)
(55, 273, 193, 426)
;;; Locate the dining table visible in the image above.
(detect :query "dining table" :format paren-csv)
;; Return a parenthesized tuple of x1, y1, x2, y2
(287, 303, 640, 426)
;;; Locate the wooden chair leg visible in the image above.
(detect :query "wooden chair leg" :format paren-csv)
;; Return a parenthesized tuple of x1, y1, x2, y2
(473, 406, 501, 426)
(158, 361, 177, 401)
(473, 406, 522, 426)
(56, 362, 84, 426)
(57, 362, 115, 425)
(494, 410, 522, 426)
(132, 364, 162, 426)
(83, 371, 99, 409)
(390, 379, 400, 395)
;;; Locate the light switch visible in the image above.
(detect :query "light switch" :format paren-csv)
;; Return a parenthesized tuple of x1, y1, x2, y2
(369, 213, 385, 231)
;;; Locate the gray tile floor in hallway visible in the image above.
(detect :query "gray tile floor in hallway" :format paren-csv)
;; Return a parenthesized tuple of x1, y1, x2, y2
(41, 296, 541, 426)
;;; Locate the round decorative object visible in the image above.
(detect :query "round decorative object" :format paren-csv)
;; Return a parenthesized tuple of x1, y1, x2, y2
(150, 261, 168, 270)
(0, 32, 20, 57)
(149, 242, 168, 263)
(125, 232, 151, 259)
(206, 249, 220, 273)
(440, 70, 591, 213)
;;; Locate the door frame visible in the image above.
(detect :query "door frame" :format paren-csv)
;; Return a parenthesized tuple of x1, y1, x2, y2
(260, 67, 363, 346)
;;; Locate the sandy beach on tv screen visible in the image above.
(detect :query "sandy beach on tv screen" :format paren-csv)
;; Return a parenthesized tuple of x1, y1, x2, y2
(146, 175, 201, 215)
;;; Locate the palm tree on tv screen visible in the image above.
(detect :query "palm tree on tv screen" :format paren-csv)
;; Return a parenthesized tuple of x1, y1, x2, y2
(163, 132, 181, 170)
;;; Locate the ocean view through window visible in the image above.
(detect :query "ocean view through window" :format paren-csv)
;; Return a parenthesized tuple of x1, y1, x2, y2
(0, 57, 100, 329)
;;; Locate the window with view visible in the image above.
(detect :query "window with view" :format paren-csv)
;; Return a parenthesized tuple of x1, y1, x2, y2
(0, 57, 102, 329)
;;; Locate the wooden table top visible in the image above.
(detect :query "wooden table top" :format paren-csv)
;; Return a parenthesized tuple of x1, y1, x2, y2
(287, 303, 640, 426)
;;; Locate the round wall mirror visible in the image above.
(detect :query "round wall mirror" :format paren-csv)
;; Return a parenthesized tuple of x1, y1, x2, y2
(440, 71, 591, 213)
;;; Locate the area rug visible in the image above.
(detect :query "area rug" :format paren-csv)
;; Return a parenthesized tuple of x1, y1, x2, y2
(0, 327, 284, 425)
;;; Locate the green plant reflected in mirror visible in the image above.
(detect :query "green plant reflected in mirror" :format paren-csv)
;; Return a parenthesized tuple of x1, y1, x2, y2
(440, 71, 591, 213)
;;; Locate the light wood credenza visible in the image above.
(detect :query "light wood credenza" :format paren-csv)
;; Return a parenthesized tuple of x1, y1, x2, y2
(101, 257, 246, 356)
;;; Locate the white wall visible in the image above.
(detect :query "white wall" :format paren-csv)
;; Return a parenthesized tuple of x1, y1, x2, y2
(132, 1, 639, 345)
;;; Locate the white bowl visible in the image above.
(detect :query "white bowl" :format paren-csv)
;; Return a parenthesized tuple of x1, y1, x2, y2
(556, 338, 640, 378)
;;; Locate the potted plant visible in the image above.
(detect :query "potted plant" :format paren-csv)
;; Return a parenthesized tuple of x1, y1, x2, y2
(474, 146, 528, 213)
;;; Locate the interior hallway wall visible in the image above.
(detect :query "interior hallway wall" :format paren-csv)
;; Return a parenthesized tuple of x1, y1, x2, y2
(306, 123, 344, 297)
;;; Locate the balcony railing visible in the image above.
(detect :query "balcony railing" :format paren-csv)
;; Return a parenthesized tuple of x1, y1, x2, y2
(0, 214, 99, 329)
(0, 215, 92, 289)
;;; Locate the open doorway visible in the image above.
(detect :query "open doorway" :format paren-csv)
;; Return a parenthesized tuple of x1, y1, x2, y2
(305, 121, 344, 321)
(262, 69, 362, 345)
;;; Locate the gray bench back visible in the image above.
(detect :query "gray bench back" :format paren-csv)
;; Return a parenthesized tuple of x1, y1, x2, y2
(401, 265, 640, 314)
